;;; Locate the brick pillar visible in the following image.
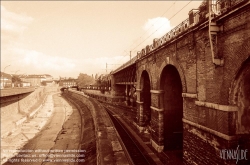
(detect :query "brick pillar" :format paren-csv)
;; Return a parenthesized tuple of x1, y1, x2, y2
(110, 74, 125, 102)
(125, 84, 130, 106)
(150, 90, 164, 152)
(135, 88, 145, 132)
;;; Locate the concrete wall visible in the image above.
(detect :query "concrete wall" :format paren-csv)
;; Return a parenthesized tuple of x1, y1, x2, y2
(1, 86, 59, 123)
(1, 87, 45, 118)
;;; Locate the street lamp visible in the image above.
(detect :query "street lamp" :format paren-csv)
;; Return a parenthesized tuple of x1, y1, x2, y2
(2, 65, 11, 89)
(3, 65, 11, 72)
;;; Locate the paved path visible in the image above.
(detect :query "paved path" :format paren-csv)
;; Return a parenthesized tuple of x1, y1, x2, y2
(1, 93, 81, 165)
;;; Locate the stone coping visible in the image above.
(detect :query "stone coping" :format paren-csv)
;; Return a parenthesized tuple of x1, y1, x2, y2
(195, 101, 238, 112)
(182, 93, 197, 98)
(150, 106, 164, 112)
(150, 90, 164, 94)
(183, 118, 237, 141)
(136, 101, 143, 104)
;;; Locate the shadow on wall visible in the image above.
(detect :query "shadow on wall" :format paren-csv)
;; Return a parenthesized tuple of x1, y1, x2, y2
(0, 93, 31, 108)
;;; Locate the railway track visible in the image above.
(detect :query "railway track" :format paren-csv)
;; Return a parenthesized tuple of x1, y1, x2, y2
(99, 101, 137, 120)
(104, 106, 155, 165)
(62, 93, 97, 165)
(64, 91, 161, 164)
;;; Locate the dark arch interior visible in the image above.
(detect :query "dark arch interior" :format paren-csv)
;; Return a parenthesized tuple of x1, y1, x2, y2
(141, 71, 151, 126)
(228, 57, 250, 155)
(160, 65, 183, 151)
(241, 69, 250, 129)
(234, 58, 250, 132)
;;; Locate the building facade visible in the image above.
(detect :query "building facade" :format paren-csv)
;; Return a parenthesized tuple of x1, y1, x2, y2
(59, 78, 77, 87)
(20, 74, 54, 87)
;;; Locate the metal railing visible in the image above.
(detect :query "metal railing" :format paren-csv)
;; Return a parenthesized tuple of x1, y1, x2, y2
(112, 0, 248, 74)
(112, 55, 137, 73)
(212, 0, 248, 15)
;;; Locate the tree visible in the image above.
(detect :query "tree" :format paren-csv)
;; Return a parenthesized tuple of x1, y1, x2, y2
(77, 73, 95, 88)
(12, 75, 21, 83)
(12, 75, 22, 87)
(198, 0, 208, 22)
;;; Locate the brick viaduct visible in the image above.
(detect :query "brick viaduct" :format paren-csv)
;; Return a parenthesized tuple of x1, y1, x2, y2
(83, 1, 250, 164)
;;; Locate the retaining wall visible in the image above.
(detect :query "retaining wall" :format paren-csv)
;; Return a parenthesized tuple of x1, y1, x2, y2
(1, 86, 59, 138)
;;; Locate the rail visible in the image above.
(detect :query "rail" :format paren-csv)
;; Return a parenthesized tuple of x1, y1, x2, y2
(104, 107, 153, 165)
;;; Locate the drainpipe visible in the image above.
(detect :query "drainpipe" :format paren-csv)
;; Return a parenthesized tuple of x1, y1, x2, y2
(208, 0, 224, 66)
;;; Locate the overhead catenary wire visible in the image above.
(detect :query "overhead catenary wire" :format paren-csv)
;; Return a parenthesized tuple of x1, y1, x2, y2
(119, 1, 177, 62)
(131, 0, 193, 52)
(114, 0, 194, 72)
(128, 1, 177, 51)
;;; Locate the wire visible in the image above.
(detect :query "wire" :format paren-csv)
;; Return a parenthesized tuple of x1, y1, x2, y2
(131, 0, 193, 52)
(130, 1, 176, 50)
(128, 1, 176, 52)
(114, 0, 193, 72)
(119, 1, 176, 62)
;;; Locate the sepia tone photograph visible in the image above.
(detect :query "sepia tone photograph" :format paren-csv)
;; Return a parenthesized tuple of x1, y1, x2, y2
(1, 0, 250, 164)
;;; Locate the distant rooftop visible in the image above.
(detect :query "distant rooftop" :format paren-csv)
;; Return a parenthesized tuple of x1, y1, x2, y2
(19, 74, 53, 78)
(0, 72, 12, 79)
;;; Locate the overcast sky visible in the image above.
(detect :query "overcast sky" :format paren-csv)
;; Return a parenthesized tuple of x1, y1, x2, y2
(1, 1, 202, 78)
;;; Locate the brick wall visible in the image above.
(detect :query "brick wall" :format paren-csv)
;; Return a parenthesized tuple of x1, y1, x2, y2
(183, 123, 229, 165)
(134, 3, 250, 164)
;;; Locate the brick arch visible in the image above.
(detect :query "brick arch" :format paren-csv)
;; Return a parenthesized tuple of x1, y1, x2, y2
(229, 56, 250, 105)
(137, 68, 153, 90)
(137, 69, 152, 127)
(158, 57, 187, 93)
(229, 56, 250, 134)
(159, 63, 183, 150)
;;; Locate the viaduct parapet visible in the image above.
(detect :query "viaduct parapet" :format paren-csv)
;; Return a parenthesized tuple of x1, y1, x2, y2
(83, 1, 250, 164)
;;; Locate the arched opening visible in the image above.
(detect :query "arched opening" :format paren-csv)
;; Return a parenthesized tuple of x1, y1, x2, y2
(160, 65, 183, 151)
(239, 70, 250, 131)
(229, 57, 250, 159)
(231, 57, 250, 134)
(140, 70, 151, 126)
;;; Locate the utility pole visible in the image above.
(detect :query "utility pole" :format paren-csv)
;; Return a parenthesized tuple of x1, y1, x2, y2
(130, 51, 131, 60)
(106, 63, 107, 73)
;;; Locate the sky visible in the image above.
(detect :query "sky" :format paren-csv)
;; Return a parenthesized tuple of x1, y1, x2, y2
(1, 1, 202, 78)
